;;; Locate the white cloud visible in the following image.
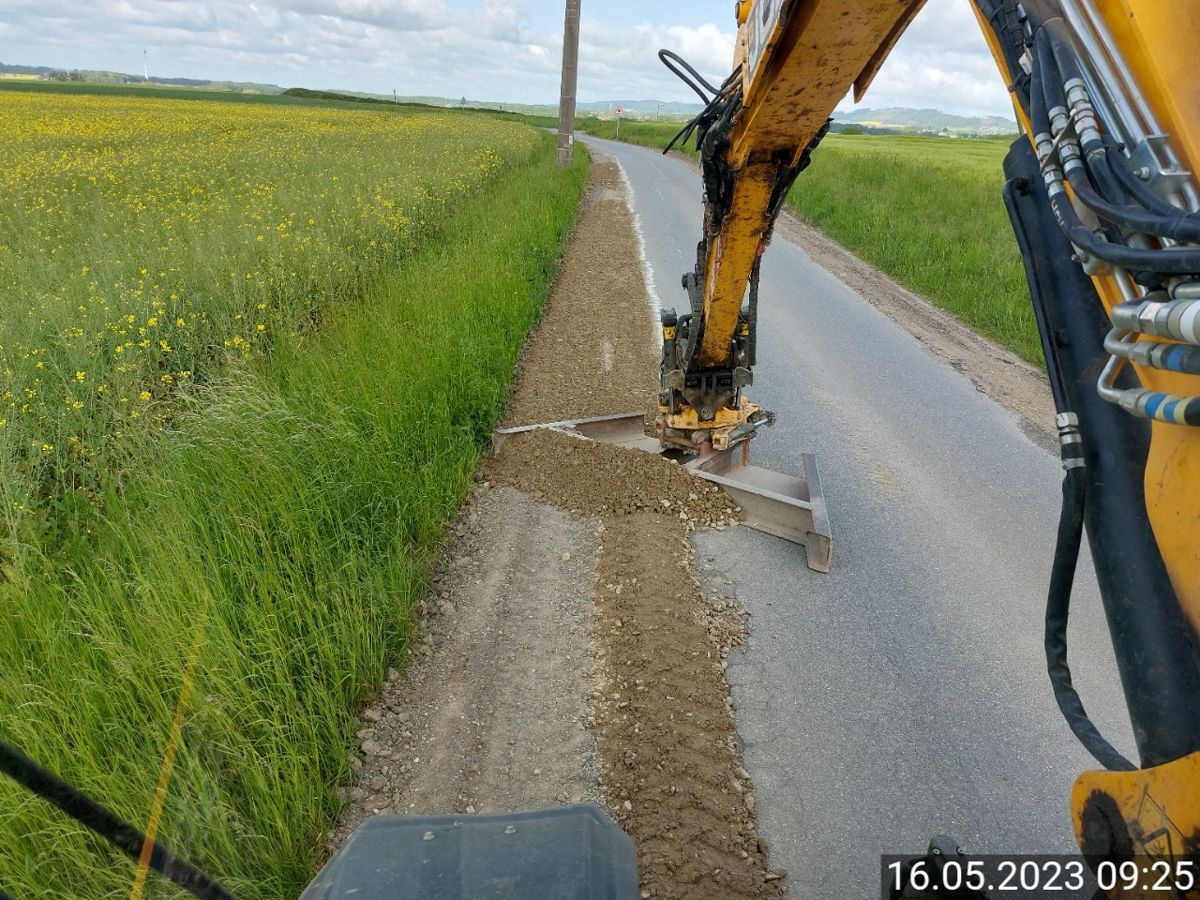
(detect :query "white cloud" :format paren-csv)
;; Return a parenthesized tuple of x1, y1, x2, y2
(0, 0, 1012, 116)
(257, 0, 443, 31)
(575, 19, 736, 101)
(844, 0, 1014, 117)
(479, 0, 525, 43)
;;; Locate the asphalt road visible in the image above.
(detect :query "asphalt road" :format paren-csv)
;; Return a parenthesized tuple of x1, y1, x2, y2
(581, 136, 1135, 898)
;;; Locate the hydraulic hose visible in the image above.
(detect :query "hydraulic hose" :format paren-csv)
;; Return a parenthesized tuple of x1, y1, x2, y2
(1065, 169, 1200, 244)
(1034, 45, 1200, 244)
(1035, 29, 1066, 114)
(1006, 163, 1136, 771)
(1102, 133, 1199, 219)
(657, 49, 721, 101)
(1042, 17, 1085, 92)
(1045, 458, 1136, 772)
(1025, 19, 1200, 272)
(1049, 190, 1200, 273)
(1104, 329, 1200, 376)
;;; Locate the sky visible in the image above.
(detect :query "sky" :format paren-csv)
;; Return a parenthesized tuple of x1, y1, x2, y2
(0, 0, 1016, 118)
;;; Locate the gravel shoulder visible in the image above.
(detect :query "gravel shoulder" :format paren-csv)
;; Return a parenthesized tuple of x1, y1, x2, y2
(330, 486, 602, 845)
(332, 153, 786, 898)
(489, 155, 785, 898)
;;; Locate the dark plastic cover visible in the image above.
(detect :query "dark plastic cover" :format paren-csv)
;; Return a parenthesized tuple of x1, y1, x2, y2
(300, 804, 638, 899)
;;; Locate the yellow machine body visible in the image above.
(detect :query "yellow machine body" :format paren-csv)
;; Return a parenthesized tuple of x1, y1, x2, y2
(688, 0, 1200, 881)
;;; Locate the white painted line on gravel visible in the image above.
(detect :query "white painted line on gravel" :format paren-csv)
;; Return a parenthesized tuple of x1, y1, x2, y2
(612, 156, 665, 348)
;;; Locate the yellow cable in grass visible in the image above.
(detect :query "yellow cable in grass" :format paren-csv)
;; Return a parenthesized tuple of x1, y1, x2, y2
(129, 594, 211, 900)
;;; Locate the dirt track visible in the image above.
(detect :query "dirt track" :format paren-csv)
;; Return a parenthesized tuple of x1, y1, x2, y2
(332, 156, 785, 897)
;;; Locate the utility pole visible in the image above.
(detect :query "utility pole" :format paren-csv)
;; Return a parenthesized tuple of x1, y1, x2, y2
(143, 49, 148, 83)
(556, 0, 581, 168)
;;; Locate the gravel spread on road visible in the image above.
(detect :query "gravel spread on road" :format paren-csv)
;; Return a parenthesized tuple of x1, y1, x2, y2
(486, 428, 738, 529)
(487, 155, 785, 898)
(503, 159, 659, 427)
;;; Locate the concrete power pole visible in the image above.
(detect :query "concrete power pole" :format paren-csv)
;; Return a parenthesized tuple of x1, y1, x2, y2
(556, 0, 581, 168)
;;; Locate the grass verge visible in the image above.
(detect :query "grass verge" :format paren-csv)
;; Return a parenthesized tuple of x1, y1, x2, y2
(785, 134, 1039, 364)
(0, 137, 588, 899)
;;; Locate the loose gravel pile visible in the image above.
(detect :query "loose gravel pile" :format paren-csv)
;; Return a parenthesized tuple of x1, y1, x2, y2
(486, 428, 740, 529)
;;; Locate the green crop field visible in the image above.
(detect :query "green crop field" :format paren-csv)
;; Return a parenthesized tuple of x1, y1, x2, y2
(0, 83, 586, 898)
(576, 118, 1039, 365)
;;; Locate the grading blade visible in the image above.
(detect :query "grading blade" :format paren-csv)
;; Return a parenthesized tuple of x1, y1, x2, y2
(492, 411, 832, 573)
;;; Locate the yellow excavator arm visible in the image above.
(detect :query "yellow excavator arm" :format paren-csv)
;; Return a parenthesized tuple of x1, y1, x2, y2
(660, 0, 1200, 889)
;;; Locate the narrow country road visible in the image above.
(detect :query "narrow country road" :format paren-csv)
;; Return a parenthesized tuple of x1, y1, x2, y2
(581, 136, 1134, 898)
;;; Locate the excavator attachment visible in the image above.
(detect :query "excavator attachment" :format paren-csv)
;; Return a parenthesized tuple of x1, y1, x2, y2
(492, 411, 832, 573)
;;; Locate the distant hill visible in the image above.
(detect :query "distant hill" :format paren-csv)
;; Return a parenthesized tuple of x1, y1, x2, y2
(2, 64, 1016, 136)
(384, 96, 703, 121)
(833, 106, 1016, 136)
(394, 97, 1015, 134)
(0, 61, 282, 95)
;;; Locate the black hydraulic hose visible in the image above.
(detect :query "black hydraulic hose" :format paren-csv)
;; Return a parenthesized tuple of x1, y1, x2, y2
(1028, 18, 1200, 249)
(663, 83, 739, 156)
(1029, 43, 1050, 145)
(1042, 17, 1084, 88)
(1049, 190, 1200, 273)
(1006, 178, 1070, 414)
(1035, 27, 1066, 115)
(1065, 169, 1200, 243)
(1032, 20, 1132, 202)
(1045, 467, 1136, 772)
(1102, 132, 1200, 220)
(1105, 144, 1184, 217)
(1032, 61, 1200, 275)
(657, 49, 720, 102)
(663, 119, 699, 155)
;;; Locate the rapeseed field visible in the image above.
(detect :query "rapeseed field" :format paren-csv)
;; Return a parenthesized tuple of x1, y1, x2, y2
(0, 86, 585, 898)
(0, 90, 535, 566)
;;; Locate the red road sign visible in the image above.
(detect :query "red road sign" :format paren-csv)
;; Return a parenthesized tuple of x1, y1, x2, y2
(614, 106, 625, 118)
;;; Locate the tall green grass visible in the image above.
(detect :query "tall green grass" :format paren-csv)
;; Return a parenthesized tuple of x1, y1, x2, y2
(0, 137, 587, 899)
(786, 134, 1039, 363)
(573, 119, 1038, 364)
(577, 117, 695, 154)
(0, 89, 540, 568)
